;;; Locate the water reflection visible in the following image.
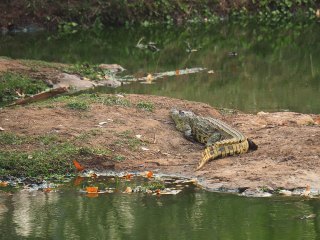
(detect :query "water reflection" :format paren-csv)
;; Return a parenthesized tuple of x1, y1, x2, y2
(0, 22, 319, 113)
(0, 189, 319, 240)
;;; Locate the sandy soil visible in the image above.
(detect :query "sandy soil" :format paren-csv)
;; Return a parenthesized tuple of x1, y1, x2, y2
(1, 93, 319, 192)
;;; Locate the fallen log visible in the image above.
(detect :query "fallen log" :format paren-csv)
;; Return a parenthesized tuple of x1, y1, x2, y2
(10, 87, 68, 106)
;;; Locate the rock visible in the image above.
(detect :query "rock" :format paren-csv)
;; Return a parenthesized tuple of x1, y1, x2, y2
(97, 79, 121, 88)
(257, 112, 315, 126)
(99, 64, 125, 73)
(124, 187, 132, 193)
(55, 73, 95, 90)
(241, 188, 272, 197)
(296, 115, 314, 126)
(279, 189, 292, 196)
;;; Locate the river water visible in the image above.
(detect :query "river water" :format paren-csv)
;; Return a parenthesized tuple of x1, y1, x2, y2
(0, 186, 319, 240)
(0, 21, 319, 113)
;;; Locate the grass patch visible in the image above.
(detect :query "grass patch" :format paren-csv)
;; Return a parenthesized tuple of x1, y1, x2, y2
(115, 130, 143, 150)
(137, 101, 155, 112)
(143, 181, 165, 190)
(113, 155, 126, 162)
(36, 134, 60, 145)
(0, 72, 48, 103)
(101, 95, 131, 107)
(0, 142, 112, 177)
(0, 132, 32, 145)
(78, 146, 111, 156)
(33, 94, 132, 109)
(65, 101, 90, 111)
(0, 132, 61, 146)
(63, 63, 109, 80)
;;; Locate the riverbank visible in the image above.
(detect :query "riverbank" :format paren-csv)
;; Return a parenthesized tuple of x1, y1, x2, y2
(0, 0, 319, 31)
(1, 57, 320, 195)
(1, 92, 319, 194)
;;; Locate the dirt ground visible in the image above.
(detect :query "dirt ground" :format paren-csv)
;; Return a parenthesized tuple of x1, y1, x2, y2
(1, 93, 319, 192)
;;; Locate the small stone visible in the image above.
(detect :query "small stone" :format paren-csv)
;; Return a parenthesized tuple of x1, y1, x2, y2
(279, 190, 292, 196)
(124, 187, 132, 193)
(0, 127, 4, 131)
(257, 111, 268, 116)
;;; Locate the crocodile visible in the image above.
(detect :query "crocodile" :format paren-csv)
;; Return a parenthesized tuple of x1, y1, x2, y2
(170, 109, 257, 170)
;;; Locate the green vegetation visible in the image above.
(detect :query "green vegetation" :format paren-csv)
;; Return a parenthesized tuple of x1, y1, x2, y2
(0, 131, 111, 177)
(63, 63, 109, 80)
(34, 94, 132, 109)
(137, 101, 155, 112)
(1, 0, 318, 30)
(115, 130, 144, 151)
(0, 72, 47, 103)
(0, 132, 31, 145)
(65, 101, 90, 111)
(144, 181, 165, 190)
(113, 155, 126, 162)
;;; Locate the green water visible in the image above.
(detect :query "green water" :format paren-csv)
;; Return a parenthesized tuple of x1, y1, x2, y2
(0, 189, 319, 240)
(0, 21, 319, 113)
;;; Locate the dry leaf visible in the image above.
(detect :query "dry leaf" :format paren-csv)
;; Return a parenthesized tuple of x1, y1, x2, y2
(124, 174, 133, 180)
(175, 70, 180, 75)
(43, 188, 52, 193)
(0, 181, 8, 187)
(73, 160, 85, 171)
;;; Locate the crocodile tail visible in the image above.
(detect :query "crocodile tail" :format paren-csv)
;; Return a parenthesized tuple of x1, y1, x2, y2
(196, 140, 250, 170)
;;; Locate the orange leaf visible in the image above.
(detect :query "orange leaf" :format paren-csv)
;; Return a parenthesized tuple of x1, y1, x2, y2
(73, 160, 85, 171)
(175, 70, 180, 75)
(0, 181, 8, 187)
(43, 188, 52, 193)
(146, 171, 153, 178)
(124, 174, 133, 180)
(86, 186, 98, 193)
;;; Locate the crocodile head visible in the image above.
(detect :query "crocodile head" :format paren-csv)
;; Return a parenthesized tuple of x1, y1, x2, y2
(170, 109, 195, 132)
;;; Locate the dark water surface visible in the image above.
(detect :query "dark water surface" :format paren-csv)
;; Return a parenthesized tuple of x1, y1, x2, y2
(0, 188, 319, 240)
(0, 21, 319, 113)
